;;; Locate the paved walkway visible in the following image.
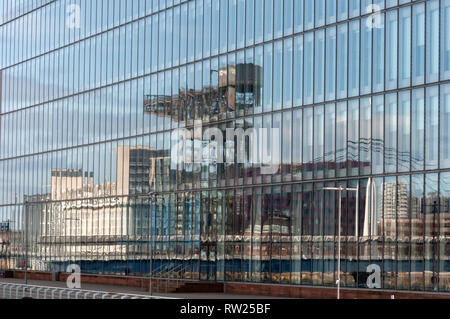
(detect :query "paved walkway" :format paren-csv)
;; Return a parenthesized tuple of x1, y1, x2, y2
(0, 278, 285, 299)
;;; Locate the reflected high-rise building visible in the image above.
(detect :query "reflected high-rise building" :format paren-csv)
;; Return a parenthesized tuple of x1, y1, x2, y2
(363, 178, 379, 238)
(34, 146, 171, 270)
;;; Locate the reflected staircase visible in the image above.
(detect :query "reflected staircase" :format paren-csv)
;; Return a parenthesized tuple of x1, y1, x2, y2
(150, 264, 223, 294)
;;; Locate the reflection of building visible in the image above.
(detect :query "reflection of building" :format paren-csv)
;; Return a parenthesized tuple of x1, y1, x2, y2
(0, 227, 23, 271)
(364, 179, 450, 239)
(51, 169, 111, 200)
(382, 181, 409, 238)
(35, 146, 172, 268)
(383, 182, 409, 220)
(117, 146, 171, 196)
(0, 221, 11, 269)
(222, 63, 263, 112)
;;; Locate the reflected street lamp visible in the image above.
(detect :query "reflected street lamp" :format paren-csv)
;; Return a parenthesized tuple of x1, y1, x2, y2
(323, 185, 359, 300)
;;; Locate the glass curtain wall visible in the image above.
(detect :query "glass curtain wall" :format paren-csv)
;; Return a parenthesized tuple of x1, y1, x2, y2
(0, 0, 449, 293)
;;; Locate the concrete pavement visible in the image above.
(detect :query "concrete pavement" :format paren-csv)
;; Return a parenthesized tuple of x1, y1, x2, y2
(0, 278, 287, 299)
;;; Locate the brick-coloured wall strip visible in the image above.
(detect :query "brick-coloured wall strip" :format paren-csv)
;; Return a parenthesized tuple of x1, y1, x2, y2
(14, 271, 52, 281)
(11, 270, 224, 294)
(9, 271, 450, 299)
(225, 283, 450, 299)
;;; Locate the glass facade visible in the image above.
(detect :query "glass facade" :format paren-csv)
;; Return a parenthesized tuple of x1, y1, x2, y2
(0, 0, 449, 293)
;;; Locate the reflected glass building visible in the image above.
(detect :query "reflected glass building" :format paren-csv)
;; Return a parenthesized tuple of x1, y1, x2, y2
(0, 0, 450, 293)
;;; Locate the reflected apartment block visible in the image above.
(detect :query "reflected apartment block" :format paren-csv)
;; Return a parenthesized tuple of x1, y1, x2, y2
(36, 146, 169, 268)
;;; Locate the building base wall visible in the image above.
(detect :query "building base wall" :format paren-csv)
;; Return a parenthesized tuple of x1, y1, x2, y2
(225, 282, 450, 299)
(8, 270, 450, 299)
(10, 270, 224, 293)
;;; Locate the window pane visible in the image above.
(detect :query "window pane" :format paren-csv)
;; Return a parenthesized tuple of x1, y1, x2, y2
(360, 98, 371, 175)
(411, 89, 425, 171)
(386, 10, 398, 90)
(373, 12, 385, 92)
(314, 30, 325, 103)
(348, 20, 360, 97)
(439, 172, 450, 292)
(293, 35, 303, 107)
(361, 17, 372, 95)
(426, 0, 439, 83)
(398, 91, 411, 173)
(441, 0, 450, 80)
(263, 43, 273, 112)
(348, 99, 359, 176)
(283, 39, 293, 109)
(337, 24, 348, 99)
(303, 107, 313, 179)
(426, 86, 439, 170)
(372, 95, 384, 174)
(336, 102, 347, 177)
(325, 27, 336, 101)
(282, 111, 292, 181)
(324, 104, 336, 178)
(273, 40, 282, 111)
(413, 3, 425, 85)
(424, 173, 438, 291)
(441, 84, 450, 168)
(385, 93, 397, 173)
(293, 109, 303, 180)
(314, 105, 324, 179)
(304, 32, 314, 105)
(399, 6, 411, 88)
